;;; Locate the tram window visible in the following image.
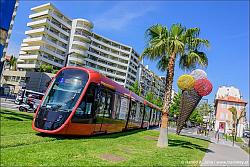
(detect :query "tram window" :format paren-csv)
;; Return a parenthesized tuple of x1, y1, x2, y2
(144, 106, 151, 122)
(134, 102, 140, 122)
(72, 84, 96, 123)
(96, 88, 114, 119)
(140, 103, 144, 121)
(115, 95, 129, 120)
(130, 101, 137, 121)
(113, 93, 121, 119)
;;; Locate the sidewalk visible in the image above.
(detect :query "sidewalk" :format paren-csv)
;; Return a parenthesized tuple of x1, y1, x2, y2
(167, 128, 249, 166)
(200, 134, 249, 166)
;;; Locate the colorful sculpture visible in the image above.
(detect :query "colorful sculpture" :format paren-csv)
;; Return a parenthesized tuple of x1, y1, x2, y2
(176, 70, 212, 134)
(177, 74, 195, 90)
(190, 69, 207, 80)
(194, 79, 213, 96)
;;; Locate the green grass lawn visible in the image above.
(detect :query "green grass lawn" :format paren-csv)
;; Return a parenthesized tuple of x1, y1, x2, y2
(1, 108, 209, 166)
(223, 134, 243, 143)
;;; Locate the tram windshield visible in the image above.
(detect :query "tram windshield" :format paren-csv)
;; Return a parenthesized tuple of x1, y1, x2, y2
(42, 69, 89, 112)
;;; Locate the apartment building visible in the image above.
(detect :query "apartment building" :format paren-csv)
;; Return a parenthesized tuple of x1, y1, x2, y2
(214, 86, 248, 137)
(0, 0, 19, 74)
(137, 64, 165, 98)
(17, 3, 71, 70)
(15, 3, 139, 88)
(2, 0, 19, 58)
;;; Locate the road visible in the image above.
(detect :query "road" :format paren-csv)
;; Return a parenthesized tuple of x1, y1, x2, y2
(0, 98, 19, 110)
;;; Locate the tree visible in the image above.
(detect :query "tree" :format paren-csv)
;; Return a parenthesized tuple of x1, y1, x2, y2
(129, 80, 141, 96)
(169, 91, 181, 118)
(6, 55, 17, 70)
(39, 64, 53, 73)
(46, 65, 53, 73)
(189, 108, 203, 124)
(228, 107, 246, 140)
(141, 24, 209, 147)
(154, 97, 163, 108)
(39, 64, 47, 72)
(145, 91, 155, 103)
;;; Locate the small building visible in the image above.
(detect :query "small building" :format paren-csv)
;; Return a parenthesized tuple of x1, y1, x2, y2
(214, 86, 248, 137)
(1, 70, 54, 93)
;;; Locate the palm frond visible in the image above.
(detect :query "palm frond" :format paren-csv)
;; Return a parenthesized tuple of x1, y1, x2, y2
(157, 56, 169, 71)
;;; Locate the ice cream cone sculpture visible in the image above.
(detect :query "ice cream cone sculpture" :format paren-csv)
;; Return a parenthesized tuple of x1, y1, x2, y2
(176, 69, 212, 134)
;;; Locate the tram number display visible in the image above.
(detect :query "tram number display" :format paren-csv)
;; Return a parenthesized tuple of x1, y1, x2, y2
(119, 97, 128, 120)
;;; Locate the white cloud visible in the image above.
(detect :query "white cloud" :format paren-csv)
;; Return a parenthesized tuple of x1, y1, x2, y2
(92, 2, 155, 31)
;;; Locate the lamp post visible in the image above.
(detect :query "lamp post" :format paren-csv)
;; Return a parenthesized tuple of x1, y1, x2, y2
(64, 52, 75, 67)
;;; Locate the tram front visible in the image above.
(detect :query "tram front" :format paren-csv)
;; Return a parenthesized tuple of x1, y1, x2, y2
(32, 68, 89, 134)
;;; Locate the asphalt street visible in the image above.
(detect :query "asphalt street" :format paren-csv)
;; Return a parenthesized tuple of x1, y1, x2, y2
(0, 98, 19, 110)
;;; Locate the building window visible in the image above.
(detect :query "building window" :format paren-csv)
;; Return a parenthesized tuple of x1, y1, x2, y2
(220, 112, 225, 120)
(221, 102, 227, 108)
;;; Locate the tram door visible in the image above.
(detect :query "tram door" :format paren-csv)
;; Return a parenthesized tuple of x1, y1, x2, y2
(93, 87, 114, 133)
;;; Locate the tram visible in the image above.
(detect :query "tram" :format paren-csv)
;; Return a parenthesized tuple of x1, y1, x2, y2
(32, 67, 162, 135)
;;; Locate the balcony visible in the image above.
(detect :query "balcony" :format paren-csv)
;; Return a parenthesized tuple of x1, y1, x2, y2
(85, 58, 127, 76)
(72, 40, 89, 50)
(40, 57, 63, 67)
(91, 37, 131, 55)
(20, 46, 41, 51)
(23, 36, 44, 44)
(18, 55, 39, 60)
(46, 29, 68, 44)
(29, 10, 49, 19)
(73, 33, 91, 42)
(17, 59, 25, 63)
(25, 27, 45, 35)
(50, 12, 71, 29)
(87, 51, 127, 72)
(69, 48, 87, 56)
(68, 56, 85, 64)
(19, 50, 26, 55)
(41, 47, 65, 60)
(31, 3, 52, 12)
(75, 24, 92, 33)
(48, 20, 70, 36)
(44, 38, 67, 52)
(21, 43, 28, 47)
(27, 18, 48, 27)
(17, 63, 39, 69)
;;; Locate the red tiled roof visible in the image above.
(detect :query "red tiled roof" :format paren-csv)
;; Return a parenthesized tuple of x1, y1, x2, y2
(4, 55, 11, 61)
(217, 96, 247, 104)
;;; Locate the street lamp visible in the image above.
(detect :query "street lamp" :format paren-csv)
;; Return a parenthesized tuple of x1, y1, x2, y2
(64, 52, 75, 67)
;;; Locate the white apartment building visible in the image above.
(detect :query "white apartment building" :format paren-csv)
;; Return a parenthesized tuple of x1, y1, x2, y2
(137, 64, 165, 98)
(17, 3, 71, 70)
(16, 3, 139, 88)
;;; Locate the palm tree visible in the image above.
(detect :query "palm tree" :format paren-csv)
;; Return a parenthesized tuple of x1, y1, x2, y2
(7, 55, 17, 70)
(228, 107, 246, 141)
(141, 24, 209, 147)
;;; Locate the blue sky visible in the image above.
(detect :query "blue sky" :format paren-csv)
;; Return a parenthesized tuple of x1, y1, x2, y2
(7, 1, 249, 114)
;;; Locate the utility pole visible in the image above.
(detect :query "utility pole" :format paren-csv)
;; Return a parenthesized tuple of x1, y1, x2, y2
(64, 52, 75, 67)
